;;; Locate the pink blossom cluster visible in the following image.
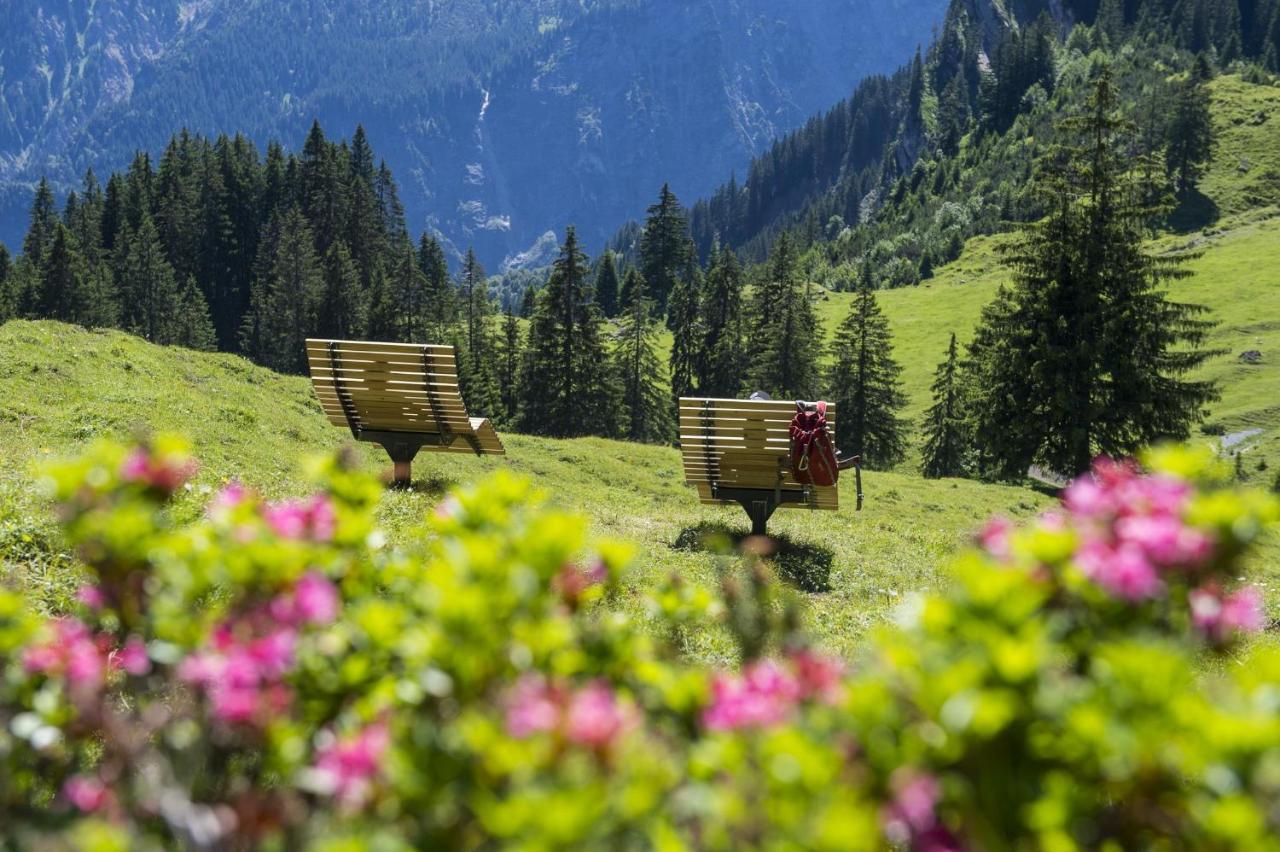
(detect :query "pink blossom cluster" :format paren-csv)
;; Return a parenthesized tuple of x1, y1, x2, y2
(552, 560, 609, 607)
(63, 775, 115, 814)
(881, 771, 962, 852)
(505, 676, 634, 750)
(264, 495, 337, 542)
(702, 652, 845, 732)
(179, 573, 339, 725)
(1060, 459, 1215, 601)
(312, 721, 390, 808)
(23, 618, 114, 690)
(119, 447, 197, 495)
(1190, 585, 1265, 642)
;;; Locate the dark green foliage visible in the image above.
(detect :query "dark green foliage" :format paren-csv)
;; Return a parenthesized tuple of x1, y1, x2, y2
(826, 270, 908, 470)
(388, 237, 431, 342)
(496, 309, 522, 425)
(519, 285, 537, 319)
(746, 234, 821, 399)
(319, 242, 366, 340)
(171, 276, 219, 351)
(967, 69, 1219, 478)
(1165, 70, 1218, 194)
(699, 247, 747, 399)
(241, 208, 322, 374)
(36, 225, 95, 325)
(23, 179, 59, 270)
(594, 251, 621, 318)
(639, 184, 694, 318)
(518, 228, 619, 438)
(668, 257, 703, 404)
(117, 215, 182, 343)
(613, 270, 674, 444)
(0, 242, 11, 321)
(921, 333, 968, 479)
(417, 234, 455, 341)
(456, 249, 502, 419)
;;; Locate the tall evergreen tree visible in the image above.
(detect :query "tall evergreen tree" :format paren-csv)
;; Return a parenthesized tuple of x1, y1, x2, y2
(0, 242, 12, 322)
(827, 269, 908, 469)
(319, 240, 366, 340)
(1165, 69, 1217, 195)
(699, 246, 746, 398)
(23, 178, 59, 269)
(595, 250, 621, 318)
(921, 333, 969, 479)
(455, 248, 501, 418)
(241, 208, 322, 373)
(668, 255, 703, 403)
(639, 184, 694, 319)
(36, 225, 97, 325)
(517, 227, 618, 437)
(746, 233, 821, 399)
(519, 285, 537, 319)
(118, 214, 182, 343)
(614, 269, 674, 444)
(170, 275, 218, 351)
(967, 68, 1219, 478)
(388, 236, 430, 342)
(417, 233, 454, 341)
(496, 308, 522, 425)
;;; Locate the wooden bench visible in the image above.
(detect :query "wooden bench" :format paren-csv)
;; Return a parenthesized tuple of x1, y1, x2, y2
(680, 397, 848, 536)
(306, 339, 505, 486)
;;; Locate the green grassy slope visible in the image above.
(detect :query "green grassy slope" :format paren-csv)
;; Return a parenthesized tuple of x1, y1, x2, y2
(0, 320, 1050, 657)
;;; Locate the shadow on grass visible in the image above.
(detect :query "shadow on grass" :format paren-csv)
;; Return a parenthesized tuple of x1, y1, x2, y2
(388, 473, 456, 498)
(672, 522, 835, 594)
(1168, 187, 1220, 233)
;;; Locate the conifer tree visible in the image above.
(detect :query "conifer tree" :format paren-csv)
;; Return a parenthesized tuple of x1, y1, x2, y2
(614, 269, 674, 444)
(639, 184, 694, 319)
(118, 215, 182, 343)
(668, 255, 703, 403)
(1165, 68, 1217, 195)
(455, 249, 502, 418)
(496, 308, 522, 425)
(517, 227, 618, 437)
(967, 68, 1219, 478)
(827, 269, 908, 469)
(23, 178, 59, 277)
(36, 225, 93, 325)
(388, 236, 429, 342)
(319, 241, 366, 339)
(699, 246, 746, 398)
(594, 250, 621, 318)
(241, 208, 322, 373)
(170, 275, 218, 351)
(746, 233, 821, 399)
(519, 285, 536, 319)
(921, 333, 969, 478)
(418, 233, 454, 341)
(0, 243, 12, 322)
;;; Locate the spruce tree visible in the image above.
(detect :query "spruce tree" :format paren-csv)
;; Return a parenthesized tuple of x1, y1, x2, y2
(319, 241, 366, 340)
(118, 214, 182, 343)
(746, 233, 821, 399)
(496, 308, 522, 425)
(595, 250, 621, 318)
(668, 255, 703, 403)
(171, 276, 218, 351)
(967, 68, 1219, 478)
(388, 236, 429, 341)
(826, 270, 908, 469)
(1165, 69, 1217, 195)
(455, 248, 502, 418)
(921, 333, 968, 479)
(0, 242, 11, 322)
(614, 269, 674, 444)
(517, 227, 618, 437)
(519, 285, 536, 319)
(37, 225, 93, 325)
(418, 233, 455, 341)
(241, 208, 322, 373)
(23, 178, 59, 267)
(700, 246, 746, 398)
(639, 184, 694, 318)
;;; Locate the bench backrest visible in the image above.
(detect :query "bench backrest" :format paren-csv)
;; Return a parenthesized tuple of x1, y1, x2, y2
(679, 398, 838, 511)
(305, 339, 504, 455)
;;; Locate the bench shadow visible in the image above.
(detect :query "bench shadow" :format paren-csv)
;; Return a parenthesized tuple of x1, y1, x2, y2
(671, 522, 835, 594)
(389, 473, 456, 498)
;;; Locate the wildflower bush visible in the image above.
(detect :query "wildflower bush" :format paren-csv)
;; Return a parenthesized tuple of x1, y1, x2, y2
(1, 438, 1278, 849)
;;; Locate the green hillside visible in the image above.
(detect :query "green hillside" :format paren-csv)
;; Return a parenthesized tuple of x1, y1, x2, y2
(0, 320, 1050, 658)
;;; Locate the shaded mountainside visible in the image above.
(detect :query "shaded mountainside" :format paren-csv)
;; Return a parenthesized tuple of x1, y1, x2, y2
(0, 0, 948, 267)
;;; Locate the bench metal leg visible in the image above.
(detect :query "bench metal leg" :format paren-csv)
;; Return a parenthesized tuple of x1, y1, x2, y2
(742, 497, 776, 537)
(712, 486, 811, 538)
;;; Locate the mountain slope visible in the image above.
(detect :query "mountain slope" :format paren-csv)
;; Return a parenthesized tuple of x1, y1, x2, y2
(0, 0, 949, 267)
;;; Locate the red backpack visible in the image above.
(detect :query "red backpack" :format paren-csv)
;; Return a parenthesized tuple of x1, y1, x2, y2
(789, 401, 839, 488)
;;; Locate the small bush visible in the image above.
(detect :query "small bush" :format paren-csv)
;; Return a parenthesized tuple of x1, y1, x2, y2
(0, 439, 1277, 848)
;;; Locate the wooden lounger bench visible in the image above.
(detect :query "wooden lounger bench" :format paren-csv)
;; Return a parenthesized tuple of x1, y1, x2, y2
(306, 339, 505, 486)
(680, 397, 847, 536)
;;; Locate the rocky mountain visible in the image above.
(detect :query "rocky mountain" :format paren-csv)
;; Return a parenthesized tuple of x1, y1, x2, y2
(0, 0, 947, 267)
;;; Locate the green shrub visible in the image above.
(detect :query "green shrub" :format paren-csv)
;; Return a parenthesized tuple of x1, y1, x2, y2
(0, 438, 1277, 848)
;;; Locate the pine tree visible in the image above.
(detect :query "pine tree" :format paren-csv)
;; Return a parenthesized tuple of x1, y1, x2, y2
(668, 255, 703, 403)
(827, 270, 908, 469)
(496, 308, 522, 424)
(921, 333, 969, 478)
(36, 225, 93, 325)
(518, 227, 618, 437)
(23, 178, 60, 267)
(967, 68, 1219, 478)
(388, 236, 429, 341)
(594, 250, 621, 318)
(455, 248, 502, 418)
(418, 233, 454, 341)
(639, 184, 694, 319)
(241, 208, 322, 373)
(118, 214, 182, 343)
(170, 275, 218, 351)
(0, 242, 12, 322)
(519, 285, 537, 319)
(1165, 69, 1217, 195)
(699, 246, 746, 398)
(746, 233, 821, 399)
(614, 269, 674, 444)
(319, 241, 366, 339)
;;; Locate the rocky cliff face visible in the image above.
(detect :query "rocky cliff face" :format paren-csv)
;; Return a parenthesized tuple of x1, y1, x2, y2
(0, 0, 947, 266)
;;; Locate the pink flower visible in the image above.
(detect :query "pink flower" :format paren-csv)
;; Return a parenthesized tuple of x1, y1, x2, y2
(1114, 514, 1213, 568)
(704, 659, 801, 731)
(120, 447, 197, 494)
(1077, 541, 1162, 601)
(77, 585, 105, 610)
(294, 573, 341, 625)
(209, 482, 250, 517)
(790, 649, 845, 704)
(63, 776, 112, 813)
(265, 495, 336, 542)
(1193, 586, 1266, 641)
(1222, 586, 1266, 633)
(23, 618, 111, 689)
(883, 771, 953, 849)
(977, 518, 1015, 561)
(116, 637, 151, 676)
(565, 682, 631, 749)
(313, 722, 390, 808)
(505, 675, 561, 738)
(179, 618, 297, 726)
